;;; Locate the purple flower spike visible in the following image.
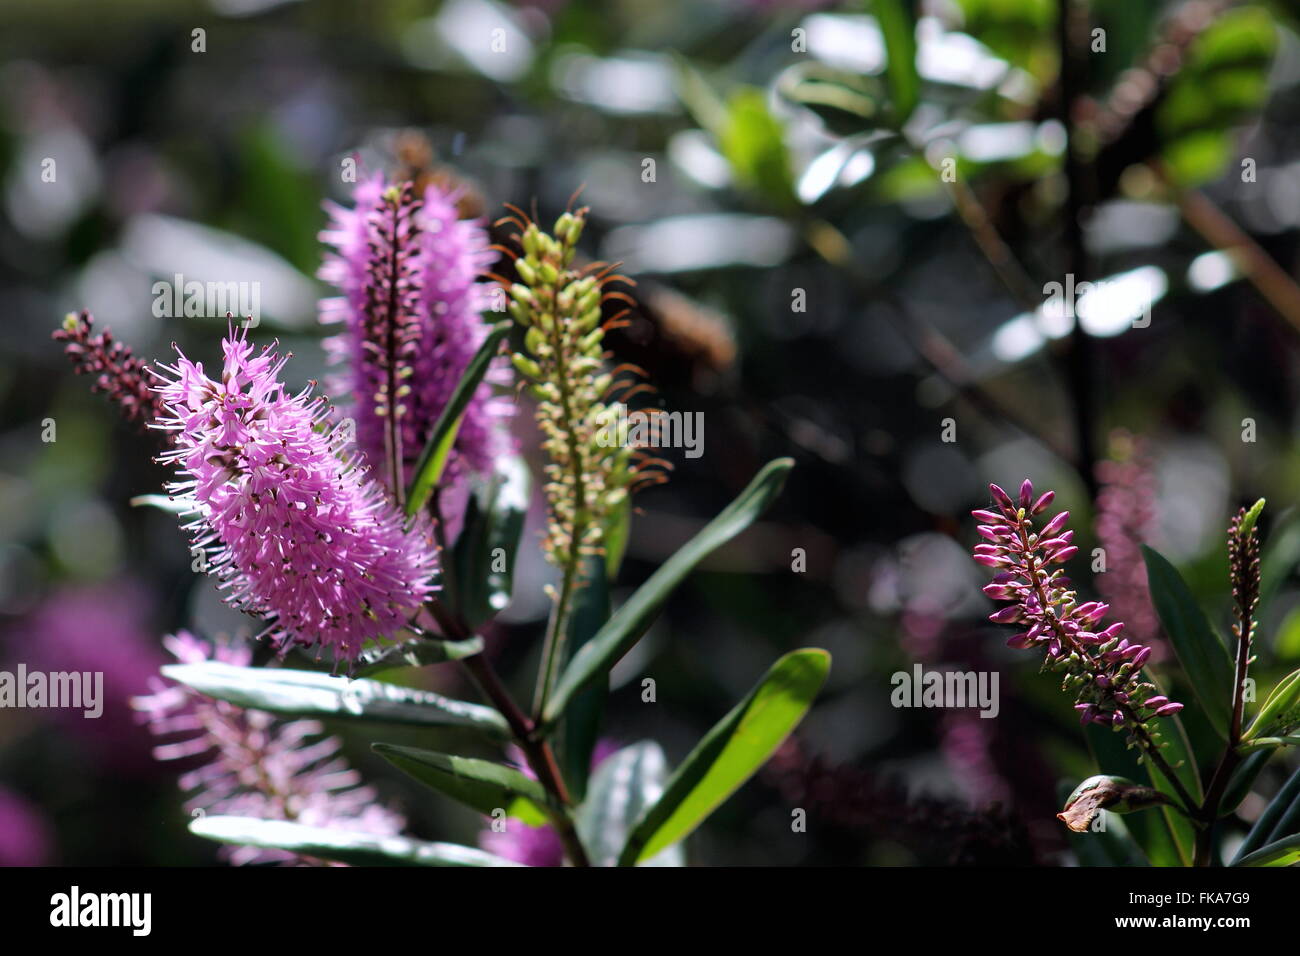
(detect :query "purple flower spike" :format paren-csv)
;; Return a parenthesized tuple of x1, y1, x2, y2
(971, 479, 1180, 750)
(153, 328, 437, 666)
(134, 633, 405, 865)
(319, 173, 513, 505)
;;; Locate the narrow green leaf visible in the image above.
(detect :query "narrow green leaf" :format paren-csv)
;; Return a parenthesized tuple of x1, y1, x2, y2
(1232, 762, 1300, 864)
(603, 494, 632, 580)
(372, 743, 550, 826)
(354, 636, 486, 676)
(873, 0, 920, 125)
(559, 554, 611, 803)
(1141, 545, 1234, 737)
(406, 323, 509, 517)
(777, 62, 883, 137)
(161, 662, 510, 738)
(671, 54, 729, 139)
(719, 87, 796, 208)
(617, 648, 830, 866)
(1221, 748, 1272, 817)
(190, 816, 519, 867)
(543, 458, 795, 728)
(1233, 834, 1300, 867)
(1259, 507, 1300, 616)
(1244, 667, 1300, 742)
(451, 454, 530, 627)
(577, 741, 683, 867)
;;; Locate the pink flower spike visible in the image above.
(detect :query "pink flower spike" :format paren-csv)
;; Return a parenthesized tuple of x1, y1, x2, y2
(1030, 490, 1055, 515)
(154, 329, 438, 666)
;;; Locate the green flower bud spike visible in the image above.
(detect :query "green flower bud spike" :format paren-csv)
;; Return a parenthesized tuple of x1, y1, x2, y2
(495, 202, 671, 718)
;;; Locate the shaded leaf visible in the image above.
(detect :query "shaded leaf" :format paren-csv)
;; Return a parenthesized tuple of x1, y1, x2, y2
(406, 323, 510, 517)
(719, 87, 796, 208)
(873, 0, 920, 125)
(451, 454, 530, 627)
(1142, 545, 1233, 737)
(559, 554, 611, 803)
(1232, 762, 1300, 864)
(372, 744, 550, 826)
(354, 636, 485, 677)
(777, 62, 882, 137)
(1233, 834, 1300, 867)
(1221, 748, 1272, 817)
(577, 741, 682, 867)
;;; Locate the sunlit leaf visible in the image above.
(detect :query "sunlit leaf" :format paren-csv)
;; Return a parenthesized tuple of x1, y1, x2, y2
(190, 816, 519, 867)
(617, 648, 830, 865)
(161, 662, 509, 738)
(542, 458, 795, 728)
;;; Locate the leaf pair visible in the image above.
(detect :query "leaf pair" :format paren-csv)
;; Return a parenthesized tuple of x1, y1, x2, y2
(367, 648, 831, 866)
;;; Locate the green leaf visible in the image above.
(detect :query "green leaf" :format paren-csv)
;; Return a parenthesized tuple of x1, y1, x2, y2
(451, 454, 530, 627)
(190, 816, 519, 867)
(873, 0, 920, 125)
(1244, 667, 1300, 742)
(372, 744, 551, 826)
(777, 62, 882, 137)
(1232, 762, 1300, 864)
(1259, 507, 1300, 619)
(406, 323, 510, 517)
(353, 636, 486, 677)
(602, 494, 632, 580)
(1221, 748, 1273, 817)
(617, 648, 830, 866)
(542, 458, 795, 728)
(1233, 834, 1300, 867)
(1157, 7, 1277, 187)
(1141, 545, 1234, 738)
(577, 741, 683, 867)
(719, 87, 797, 209)
(559, 554, 612, 803)
(161, 662, 509, 738)
(672, 55, 729, 139)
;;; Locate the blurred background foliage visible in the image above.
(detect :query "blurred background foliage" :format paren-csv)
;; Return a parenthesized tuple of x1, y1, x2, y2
(2, 0, 1300, 865)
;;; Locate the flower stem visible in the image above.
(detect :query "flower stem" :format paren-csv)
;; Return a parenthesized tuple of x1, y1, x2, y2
(426, 598, 590, 866)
